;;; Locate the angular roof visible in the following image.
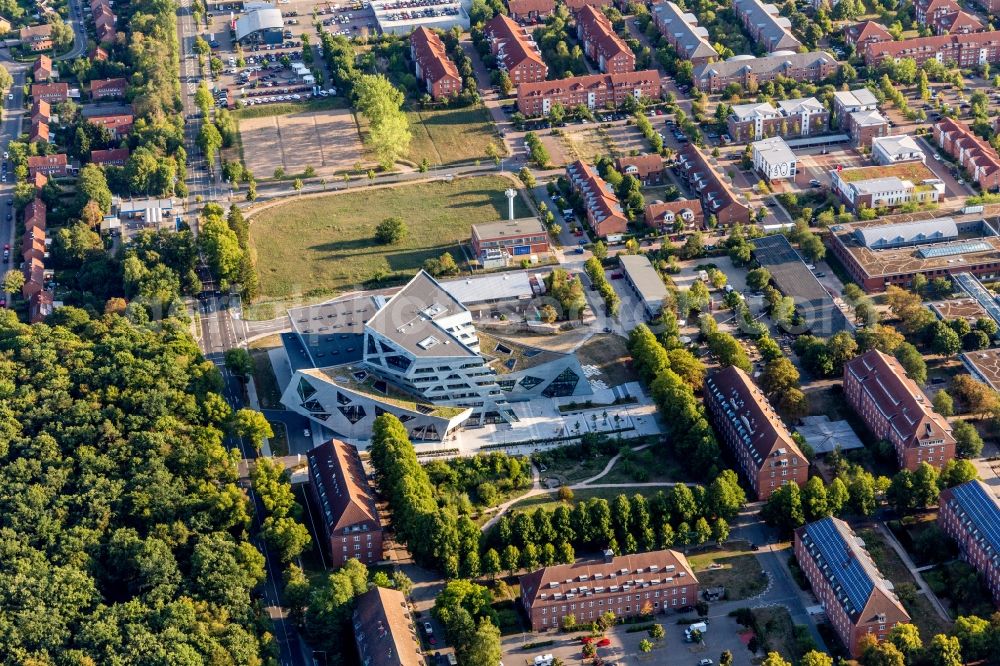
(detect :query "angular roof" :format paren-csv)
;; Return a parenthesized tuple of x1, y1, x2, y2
(235, 7, 283, 41)
(644, 198, 703, 225)
(844, 20, 893, 46)
(410, 27, 460, 84)
(91, 147, 130, 164)
(833, 88, 879, 110)
(693, 51, 835, 81)
(871, 134, 924, 159)
(577, 5, 632, 62)
(486, 14, 547, 74)
(306, 438, 380, 532)
(844, 350, 955, 447)
(676, 144, 752, 222)
(705, 365, 806, 467)
(366, 270, 479, 358)
(353, 587, 423, 666)
(615, 153, 664, 176)
(940, 480, 1000, 561)
(731, 101, 779, 122)
(865, 30, 1000, 63)
(91, 77, 127, 94)
(733, 0, 801, 50)
(518, 69, 660, 97)
(934, 10, 983, 34)
(31, 82, 68, 98)
(566, 160, 627, 232)
(652, 1, 717, 60)
(27, 153, 68, 168)
(854, 217, 956, 248)
(33, 54, 52, 74)
(506, 0, 555, 13)
(752, 136, 796, 164)
(520, 550, 697, 607)
(849, 108, 889, 127)
(20, 23, 52, 40)
(796, 517, 910, 623)
(776, 96, 824, 115)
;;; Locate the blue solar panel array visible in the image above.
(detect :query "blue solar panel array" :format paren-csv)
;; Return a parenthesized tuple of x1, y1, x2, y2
(950, 481, 1000, 558)
(917, 241, 992, 259)
(803, 518, 875, 619)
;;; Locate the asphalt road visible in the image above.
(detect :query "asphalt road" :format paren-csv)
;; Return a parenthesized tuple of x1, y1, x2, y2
(0, 51, 27, 306)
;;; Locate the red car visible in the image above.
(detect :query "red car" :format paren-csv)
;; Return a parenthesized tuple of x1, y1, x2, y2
(581, 637, 594, 644)
(597, 638, 611, 647)
(610, 272, 623, 279)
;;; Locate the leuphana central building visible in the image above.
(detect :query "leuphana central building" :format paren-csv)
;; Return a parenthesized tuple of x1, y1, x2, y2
(281, 271, 589, 443)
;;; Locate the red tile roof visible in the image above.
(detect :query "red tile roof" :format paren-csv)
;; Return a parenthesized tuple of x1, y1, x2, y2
(353, 587, 423, 666)
(409, 27, 460, 86)
(566, 159, 628, 236)
(91, 148, 129, 165)
(844, 21, 893, 47)
(306, 439, 380, 533)
(933, 10, 983, 34)
(644, 198, 704, 227)
(577, 4, 632, 63)
(31, 82, 68, 100)
(506, 0, 555, 14)
(27, 154, 67, 169)
(33, 54, 52, 78)
(865, 29, 1000, 62)
(518, 69, 659, 97)
(615, 154, 664, 179)
(20, 24, 52, 41)
(91, 77, 127, 97)
(31, 99, 50, 120)
(564, 0, 612, 11)
(486, 14, 547, 73)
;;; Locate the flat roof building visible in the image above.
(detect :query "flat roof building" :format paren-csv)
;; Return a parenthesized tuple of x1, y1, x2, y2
(520, 549, 698, 631)
(618, 254, 669, 318)
(353, 587, 424, 666)
(794, 517, 911, 657)
(752, 136, 797, 181)
(938, 480, 1000, 607)
(306, 439, 384, 567)
(373, 0, 471, 35)
(961, 348, 1000, 391)
(704, 366, 809, 500)
(844, 350, 955, 471)
(872, 135, 925, 166)
(853, 217, 958, 249)
(831, 162, 945, 212)
(471, 218, 549, 268)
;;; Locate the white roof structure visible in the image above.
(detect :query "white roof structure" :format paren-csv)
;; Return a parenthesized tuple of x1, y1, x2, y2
(619, 255, 668, 313)
(872, 134, 924, 160)
(853, 217, 958, 248)
(440, 272, 533, 306)
(796, 416, 865, 454)
(776, 96, 824, 115)
(731, 101, 779, 122)
(235, 7, 283, 42)
(833, 88, 878, 110)
(752, 136, 795, 164)
(850, 108, 888, 127)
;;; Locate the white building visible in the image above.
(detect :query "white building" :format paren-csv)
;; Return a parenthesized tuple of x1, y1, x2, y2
(372, 0, 471, 35)
(281, 271, 590, 442)
(776, 97, 826, 135)
(752, 136, 797, 181)
(872, 135, 926, 165)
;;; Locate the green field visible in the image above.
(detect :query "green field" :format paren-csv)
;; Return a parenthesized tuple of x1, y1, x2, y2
(231, 97, 348, 120)
(249, 175, 530, 299)
(688, 544, 767, 601)
(405, 105, 504, 165)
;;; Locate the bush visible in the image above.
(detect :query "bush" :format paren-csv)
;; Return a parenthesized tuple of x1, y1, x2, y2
(375, 216, 407, 244)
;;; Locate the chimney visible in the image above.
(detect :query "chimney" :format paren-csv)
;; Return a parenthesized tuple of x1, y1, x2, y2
(603, 549, 615, 563)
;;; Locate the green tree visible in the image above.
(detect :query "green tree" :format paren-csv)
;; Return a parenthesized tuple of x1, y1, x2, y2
(762, 482, 805, 532)
(761, 652, 791, 666)
(800, 651, 833, 666)
(76, 163, 113, 214)
(224, 348, 254, 378)
(483, 548, 501, 580)
(895, 343, 928, 384)
(887, 623, 923, 663)
(461, 619, 502, 666)
(354, 74, 412, 169)
(198, 121, 223, 167)
(802, 476, 829, 521)
(0, 63, 13, 91)
(639, 638, 654, 653)
(927, 634, 962, 666)
(912, 462, 940, 509)
(863, 640, 906, 666)
(827, 477, 850, 515)
(232, 409, 274, 449)
(2, 269, 24, 294)
(932, 390, 954, 416)
(953, 421, 984, 459)
(375, 216, 408, 244)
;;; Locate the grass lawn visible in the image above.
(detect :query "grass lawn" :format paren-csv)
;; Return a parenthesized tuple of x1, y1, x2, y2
(405, 104, 504, 166)
(508, 487, 662, 514)
(753, 607, 809, 664)
(249, 175, 530, 299)
(231, 96, 348, 120)
(575, 334, 639, 386)
(688, 544, 767, 601)
(558, 126, 619, 163)
(598, 447, 683, 484)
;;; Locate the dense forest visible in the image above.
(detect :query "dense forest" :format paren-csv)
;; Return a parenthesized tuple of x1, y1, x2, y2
(0, 308, 275, 664)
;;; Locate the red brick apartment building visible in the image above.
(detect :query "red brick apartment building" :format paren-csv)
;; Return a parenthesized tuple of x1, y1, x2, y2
(516, 70, 660, 116)
(576, 5, 635, 73)
(27, 154, 68, 178)
(471, 217, 549, 259)
(932, 10, 983, 35)
(91, 148, 129, 166)
(87, 113, 134, 137)
(674, 144, 752, 226)
(794, 517, 911, 658)
(352, 587, 423, 666)
(934, 117, 1000, 192)
(691, 51, 838, 93)
(306, 439, 384, 568)
(938, 480, 1000, 606)
(916, 0, 960, 25)
(704, 366, 809, 500)
(485, 15, 548, 85)
(520, 550, 698, 631)
(506, 0, 555, 22)
(32, 83, 68, 104)
(410, 27, 461, 101)
(844, 21, 893, 52)
(643, 199, 703, 230)
(566, 160, 628, 238)
(844, 350, 956, 471)
(564, 0, 613, 13)
(615, 154, 664, 185)
(90, 77, 127, 100)
(863, 30, 1000, 67)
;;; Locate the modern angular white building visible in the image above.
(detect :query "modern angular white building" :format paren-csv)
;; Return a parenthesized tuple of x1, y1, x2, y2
(752, 136, 797, 181)
(281, 271, 590, 443)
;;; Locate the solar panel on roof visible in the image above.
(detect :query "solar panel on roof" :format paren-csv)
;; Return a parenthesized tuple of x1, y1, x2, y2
(918, 241, 992, 258)
(804, 518, 875, 617)
(950, 482, 1000, 557)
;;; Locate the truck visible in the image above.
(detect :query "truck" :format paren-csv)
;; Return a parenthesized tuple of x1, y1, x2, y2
(685, 622, 708, 641)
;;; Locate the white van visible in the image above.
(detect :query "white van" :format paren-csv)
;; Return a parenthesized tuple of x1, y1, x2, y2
(685, 621, 708, 641)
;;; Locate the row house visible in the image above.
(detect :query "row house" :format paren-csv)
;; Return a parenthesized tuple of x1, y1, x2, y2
(516, 69, 660, 116)
(566, 160, 628, 238)
(90, 77, 127, 100)
(31, 100, 50, 125)
(27, 153, 69, 178)
(92, 0, 118, 44)
(916, 0, 960, 25)
(704, 366, 809, 500)
(506, 0, 555, 22)
(352, 587, 423, 666)
(934, 117, 1000, 192)
(306, 439, 384, 568)
(844, 349, 956, 471)
(576, 5, 635, 74)
(674, 144, 752, 226)
(794, 517, 911, 657)
(486, 14, 548, 85)
(937, 480, 1000, 607)
(410, 27, 461, 101)
(33, 55, 53, 82)
(691, 51, 838, 93)
(32, 82, 68, 104)
(863, 30, 1000, 68)
(726, 97, 828, 143)
(643, 198, 703, 230)
(733, 0, 801, 52)
(91, 148, 129, 166)
(930, 10, 984, 36)
(520, 549, 699, 631)
(30, 120, 49, 144)
(22, 198, 54, 324)
(87, 113, 134, 138)
(615, 154, 664, 185)
(20, 24, 53, 52)
(844, 21, 893, 52)
(652, 2, 717, 67)
(564, 0, 613, 13)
